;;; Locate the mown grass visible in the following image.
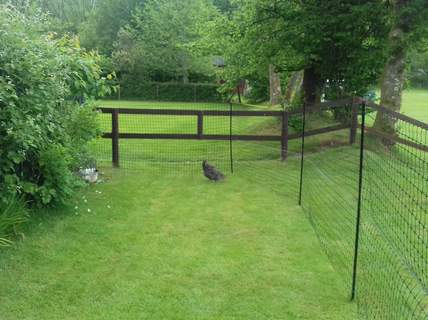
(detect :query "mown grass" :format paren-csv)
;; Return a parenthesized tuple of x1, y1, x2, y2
(0, 163, 356, 319)
(1, 90, 426, 319)
(402, 89, 428, 123)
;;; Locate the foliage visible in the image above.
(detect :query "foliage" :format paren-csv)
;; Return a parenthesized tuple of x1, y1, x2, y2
(407, 49, 428, 88)
(118, 82, 222, 102)
(0, 7, 109, 206)
(79, 0, 142, 55)
(0, 0, 98, 35)
(212, 0, 235, 14)
(113, 0, 218, 86)
(0, 196, 28, 247)
(10, 0, 428, 107)
(212, 1, 390, 98)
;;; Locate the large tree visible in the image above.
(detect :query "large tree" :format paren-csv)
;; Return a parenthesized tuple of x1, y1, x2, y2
(375, 0, 428, 130)
(201, 0, 390, 105)
(249, 0, 390, 105)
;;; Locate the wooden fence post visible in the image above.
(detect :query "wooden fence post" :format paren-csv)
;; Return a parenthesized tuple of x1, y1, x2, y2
(350, 103, 358, 144)
(197, 112, 203, 139)
(112, 109, 120, 167)
(281, 111, 289, 160)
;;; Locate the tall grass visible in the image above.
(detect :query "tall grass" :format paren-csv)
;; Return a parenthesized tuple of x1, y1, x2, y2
(0, 197, 28, 247)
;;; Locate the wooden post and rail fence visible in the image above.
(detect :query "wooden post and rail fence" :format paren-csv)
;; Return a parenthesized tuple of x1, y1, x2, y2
(99, 99, 362, 168)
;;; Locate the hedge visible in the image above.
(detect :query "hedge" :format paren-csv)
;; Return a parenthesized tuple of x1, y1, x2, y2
(118, 82, 223, 102)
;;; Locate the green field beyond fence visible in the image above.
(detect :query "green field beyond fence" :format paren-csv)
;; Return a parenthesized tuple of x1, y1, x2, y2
(92, 100, 353, 172)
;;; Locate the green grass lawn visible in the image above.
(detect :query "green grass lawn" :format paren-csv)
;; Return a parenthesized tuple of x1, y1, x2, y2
(1, 90, 426, 319)
(402, 89, 428, 123)
(0, 163, 356, 319)
(100, 88, 428, 123)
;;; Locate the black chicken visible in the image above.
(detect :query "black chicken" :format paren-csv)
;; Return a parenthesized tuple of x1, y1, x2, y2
(202, 160, 225, 181)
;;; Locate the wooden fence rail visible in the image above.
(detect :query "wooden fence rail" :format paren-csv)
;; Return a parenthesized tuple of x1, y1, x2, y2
(98, 105, 359, 167)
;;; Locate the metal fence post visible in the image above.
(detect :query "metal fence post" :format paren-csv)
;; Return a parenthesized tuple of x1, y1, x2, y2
(229, 101, 234, 174)
(350, 102, 358, 144)
(112, 109, 120, 168)
(281, 111, 289, 160)
(351, 101, 366, 300)
(298, 103, 307, 206)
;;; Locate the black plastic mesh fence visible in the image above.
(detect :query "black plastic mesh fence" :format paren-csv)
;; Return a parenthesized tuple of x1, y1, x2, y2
(92, 102, 234, 173)
(91, 97, 427, 318)
(300, 99, 428, 319)
(300, 101, 361, 290)
(357, 105, 428, 319)
(90, 100, 304, 198)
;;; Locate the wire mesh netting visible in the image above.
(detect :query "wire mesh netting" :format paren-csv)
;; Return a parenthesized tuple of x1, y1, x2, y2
(358, 107, 428, 319)
(90, 101, 303, 198)
(91, 97, 427, 319)
(300, 103, 361, 290)
(300, 100, 428, 319)
(92, 102, 233, 173)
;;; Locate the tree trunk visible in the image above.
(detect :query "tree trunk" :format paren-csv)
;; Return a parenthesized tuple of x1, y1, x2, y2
(302, 67, 321, 106)
(374, 0, 413, 138)
(269, 64, 282, 105)
(374, 28, 406, 134)
(182, 70, 189, 84)
(284, 70, 304, 106)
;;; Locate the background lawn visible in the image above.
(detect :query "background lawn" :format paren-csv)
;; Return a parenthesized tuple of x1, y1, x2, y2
(402, 89, 428, 123)
(93, 97, 352, 170)
(100, 88, 428, 122)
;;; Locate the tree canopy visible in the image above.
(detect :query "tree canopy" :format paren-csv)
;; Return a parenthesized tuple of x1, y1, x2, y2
(2, 0, 428, 105)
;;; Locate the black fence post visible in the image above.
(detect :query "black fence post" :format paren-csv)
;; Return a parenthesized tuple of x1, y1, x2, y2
(350, 101, 358, 144)
(281, 111, 289, 160)
(112, 109, 120, 168)
(351, 101, 366, 300)
(229, 101, 234, 174)
(298, 103, 307, 206)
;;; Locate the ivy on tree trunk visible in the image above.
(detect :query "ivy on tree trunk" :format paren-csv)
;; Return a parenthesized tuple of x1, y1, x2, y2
(269, 64, 282, 105)
(375, 27, 406, 135)
(284, 70, 304, 106)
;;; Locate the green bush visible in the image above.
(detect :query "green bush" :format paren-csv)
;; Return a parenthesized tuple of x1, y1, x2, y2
(0, 197, 28, 247)
(118, 82, 222, 102)
(0, 7, 110, 206)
